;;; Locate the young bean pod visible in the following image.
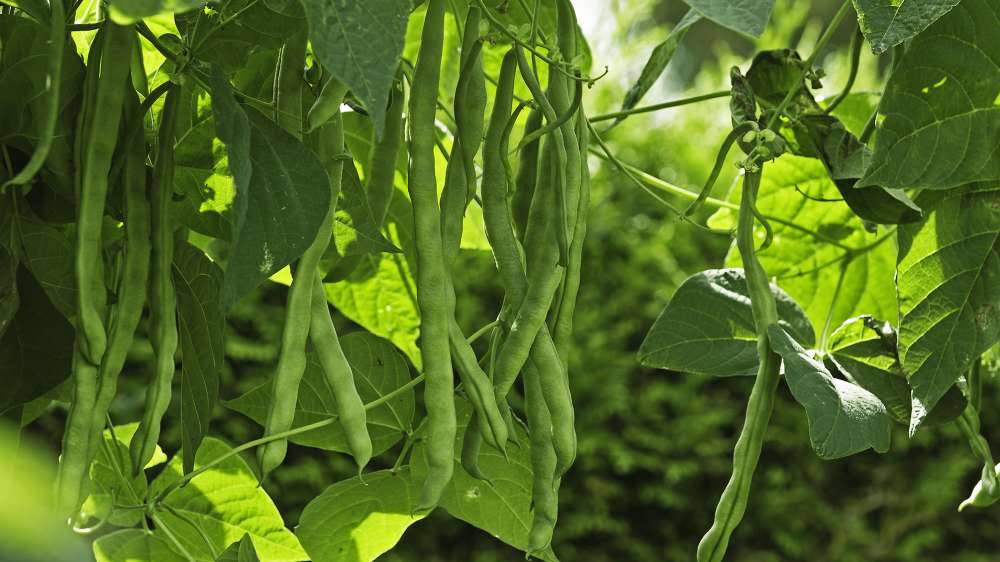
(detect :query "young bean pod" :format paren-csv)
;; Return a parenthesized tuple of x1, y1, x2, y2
(258, 80, 349, 477)
(524, 361, 559, 554)
(696, 168, 781, 562)
(129, 85, 181, 474)
(56, 23, 134, 517)
(409, 0, 456, 512)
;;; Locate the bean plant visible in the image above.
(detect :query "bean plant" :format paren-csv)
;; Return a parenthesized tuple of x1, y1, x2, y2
(0, 0, 997, 560)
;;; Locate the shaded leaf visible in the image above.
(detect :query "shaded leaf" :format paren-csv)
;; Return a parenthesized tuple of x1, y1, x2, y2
(334, 162, 400, 257)
(853, 0, 962, 53)
(768, 324, 891, 459)
(17, 218, 76, 318)
(173, 241, 225, 474)
(301, 0, 409, 137)
(682, 0, 774, 37)
(83, 423, 169, 528)
(638, 268, 814, 376)
(216, 534, 261, 562)
(896, 184, 1000, 428)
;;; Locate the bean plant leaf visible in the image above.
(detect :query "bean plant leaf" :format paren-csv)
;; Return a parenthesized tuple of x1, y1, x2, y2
(211, 71, 332, 309)
(825, 315, 967, 428)
(859, 0, 1000, 191)
(334, 161, 401, 256)
(17, 218, 76, 318)
(711, 155, 899, 335)
(226, 332, 415, 455)
(148, 438, 307, 561)
(82, 423, 169, 529)
(173, 241, 225, 474)
(896, 184, 1000, 429)
(638, 268, 814, 377)
(768, 325, 892, 459)
(852, 0, 963, 54)
(93, 529, 187, 562)
(301, 0, 410, 137)
(216, 534, 261, 562)
(0, 243, 17, 339)
(0, 265, 74, 412)
(410, 400, 559, 562)
(296, 468, 425, 562)
(681, 0, 775, 37)
(615, 10, 701, 126)
(108, 0, 205, 25)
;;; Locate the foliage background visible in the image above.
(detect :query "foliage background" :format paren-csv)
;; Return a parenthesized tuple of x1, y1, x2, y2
(8, 0, 1000, 560)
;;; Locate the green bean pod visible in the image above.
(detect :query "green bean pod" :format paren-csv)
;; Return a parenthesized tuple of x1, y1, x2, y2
(56, 24, 134, 518)
(2, 0, 65, 191)
(307, 101, 373, 472)
(87, 87, 152, 470)
(696, 168, 781, 562)
(409, 0, 456, 513)
(368, 79, 405, 226)
(511, 107, 542, 241)
(129, 85, 181, 475)
(258, 81, 349, 477)
(450, 320, 507, 453)
(306, 75, 346, 134)
(960, 462, 1000, 511)
(524, 361, 558, 554)
(275, 31, 307, 136)
(461, 413, 488, 481)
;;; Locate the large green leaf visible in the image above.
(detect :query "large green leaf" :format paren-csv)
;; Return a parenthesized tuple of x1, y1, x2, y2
(859, 0, 1000, 191)
(148, 438, 307, 562)
(711, 155, 898, 335)
(17, 218, 76, 318)
(852, 0, 962, 53)
(211, 72, 332, 309)
(638, 268, 814, 376)
(93, 529, 187, 562)
(896, 184, 1000, 427)
(824, 315, 967, 428)
(301, 0, 409, 137)
(334, 162, 401, 257)
(0, 265, 74, 412)
(173, 241, 225, 474)
(410, 400, 559, 562)
(296, 469, 425, 562)
(769, 325, 892, 459)
(682, 0, 774, 37)
(226, 332, 414, 455)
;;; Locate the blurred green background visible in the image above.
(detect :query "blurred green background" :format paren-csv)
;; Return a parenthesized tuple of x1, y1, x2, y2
(10, 1, 1000, 561)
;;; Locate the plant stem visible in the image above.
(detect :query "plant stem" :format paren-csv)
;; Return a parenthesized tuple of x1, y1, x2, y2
(589, 90, 730, 123)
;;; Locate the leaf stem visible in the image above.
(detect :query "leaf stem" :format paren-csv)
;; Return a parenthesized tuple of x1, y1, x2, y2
(588, 90, 730, 123)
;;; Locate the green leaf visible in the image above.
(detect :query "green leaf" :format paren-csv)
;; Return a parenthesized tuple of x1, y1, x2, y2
(682, 0, 774, 37)
(896, 184, 1000, 428)
(0, 265, 74, 412)
(108, 0, 205, 25)
(301, 0, 409, 137)
(173, 241, 225, 474)
(83, 423, 169, 528)
(325, 191, 421, 367)
(216, 534, 261, 562)
(410, 400, 559, 562)
(211, 72, 332, 309)
(149, 438, 307, 562)
(93, 529, 187, 562)
(638, 268, 814, 376)
(852, 0, 962, 54)
(768, 324, 892, 459)
(226, 332, 414, 455)
(17, 218, 76, 318)
(825, 315, 967, 428)
(615, 10, 701, 125)
(859, 0, 1000, 190)
(711, 155, 899, 336)
(0, 242, 17, 339)
(296, 468, 425, 562)
(334, 162, 401, 257)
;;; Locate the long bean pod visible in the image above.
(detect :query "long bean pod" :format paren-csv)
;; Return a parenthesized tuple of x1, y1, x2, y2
(511, 107, 542, 241)
(56, 23, 134, 518)
(129, 85, 181, 474)
(409, 0, 456, 512)
(524, 361, 558, 553)
(696, 168, 781, 562)
(367, 79, 405, 226)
